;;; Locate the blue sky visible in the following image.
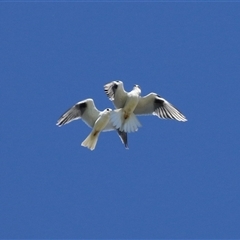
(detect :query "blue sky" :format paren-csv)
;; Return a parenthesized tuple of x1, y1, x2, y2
(1, 2, 240, 239)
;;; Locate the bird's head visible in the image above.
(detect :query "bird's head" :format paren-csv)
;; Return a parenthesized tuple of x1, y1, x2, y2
(104, 108, 112, 113)
(133, 84, 141, 95)
(114, 80, 123, 86)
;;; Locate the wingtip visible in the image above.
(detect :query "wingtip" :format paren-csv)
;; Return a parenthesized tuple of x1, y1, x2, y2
(124, 141, 129, 149)
(56, 120, 63, 127)
(181, 116, 188, 122)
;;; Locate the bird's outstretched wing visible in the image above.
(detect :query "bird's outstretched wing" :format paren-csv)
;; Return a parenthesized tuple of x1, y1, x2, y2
(56, 98, 100, 127)
(134, 93, 187, 121)
(104, 80, 128, 108)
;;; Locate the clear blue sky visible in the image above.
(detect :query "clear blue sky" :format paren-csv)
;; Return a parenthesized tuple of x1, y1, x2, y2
(1, 2, 240, 239)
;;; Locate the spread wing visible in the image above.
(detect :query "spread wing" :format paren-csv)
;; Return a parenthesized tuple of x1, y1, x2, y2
(134, 93, 187, 121)
(104, 80, 128, 108)
(56, 98, 101, 128)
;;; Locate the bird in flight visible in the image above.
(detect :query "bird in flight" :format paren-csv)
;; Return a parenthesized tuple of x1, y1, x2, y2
(104, 80, 187, 133)
(106, 83, 142, 132)
(56, 98, 128, 150)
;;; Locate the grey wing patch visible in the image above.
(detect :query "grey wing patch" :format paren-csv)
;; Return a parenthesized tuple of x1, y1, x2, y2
(104, 82, 118, 100)
(117, 129, 129, 149)
(56, 101, 87, 126)
(154, 96, 187, 121)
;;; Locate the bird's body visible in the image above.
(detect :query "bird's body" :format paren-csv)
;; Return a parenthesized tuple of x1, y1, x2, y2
(81, 108, 111, 150)
(122, 88, 140, 119)
(56, 98, 128, 150)
(107, 84, 142, 132)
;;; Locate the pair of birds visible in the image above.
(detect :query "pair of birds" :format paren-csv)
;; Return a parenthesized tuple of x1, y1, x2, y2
(56, 80, 187, 150)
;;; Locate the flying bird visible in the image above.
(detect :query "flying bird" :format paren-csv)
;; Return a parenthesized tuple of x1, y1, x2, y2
(104, 83, 142, 132)
(56, 98, 128, 150)
(104, 81, 187, 132)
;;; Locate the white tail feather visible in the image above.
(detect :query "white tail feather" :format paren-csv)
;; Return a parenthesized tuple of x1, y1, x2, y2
(110, 109, 141, 133)
(122, 113, 141, 132)
(110, 109, 123, 130)
(81, 132, 99, 150)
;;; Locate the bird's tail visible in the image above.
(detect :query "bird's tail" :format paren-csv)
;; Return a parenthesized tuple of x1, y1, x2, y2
(110, 109, 141, 133)
(81, 131, 100, 150)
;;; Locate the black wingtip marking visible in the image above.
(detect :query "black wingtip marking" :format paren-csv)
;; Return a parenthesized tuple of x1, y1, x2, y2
(117, 129, 128, 149)
(104, 82, 118, 100)
(76, 102, 87, 115)
(77, 101, 87, 109)
(154, 97, 164, 106)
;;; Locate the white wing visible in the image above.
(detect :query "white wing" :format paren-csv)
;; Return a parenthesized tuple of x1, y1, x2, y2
(56, 98, 101, 128)
(134, 93, 187, 122)
(104, 80, 128, 108)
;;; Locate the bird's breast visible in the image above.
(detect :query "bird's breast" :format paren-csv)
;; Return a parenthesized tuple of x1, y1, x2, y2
(94, 113, 110, 131)
(124, 95, 139, 113)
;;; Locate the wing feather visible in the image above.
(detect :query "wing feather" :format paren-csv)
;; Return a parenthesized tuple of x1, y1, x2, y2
(104, 81, 128, 108)
(134, 93, 187, 121)
(56, 99, 101, 127)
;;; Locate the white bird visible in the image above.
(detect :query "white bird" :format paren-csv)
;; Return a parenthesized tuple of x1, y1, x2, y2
(104, 81, 187, 132)
(56, 98, 128, 150)
(104, 83, 142, 133)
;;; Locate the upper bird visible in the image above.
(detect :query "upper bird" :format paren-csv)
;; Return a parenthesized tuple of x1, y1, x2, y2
(104, 82, 142, 133)
(104, 80, 187, 132)
(56, 98, 128, 150)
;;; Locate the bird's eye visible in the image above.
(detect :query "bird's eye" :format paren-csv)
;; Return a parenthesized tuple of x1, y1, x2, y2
(106, 108, 110, 111)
